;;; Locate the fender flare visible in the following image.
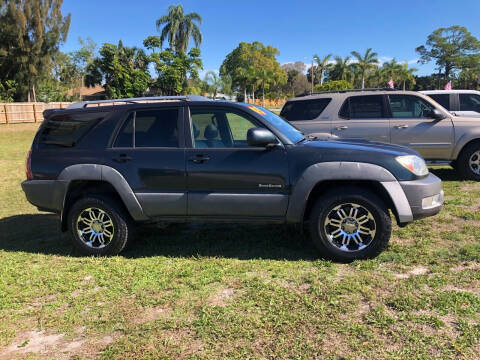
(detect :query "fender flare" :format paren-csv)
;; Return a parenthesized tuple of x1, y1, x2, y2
(58, 164, 148, 221)
(286, 162, 413, 223)
(452, 132, 480, 159)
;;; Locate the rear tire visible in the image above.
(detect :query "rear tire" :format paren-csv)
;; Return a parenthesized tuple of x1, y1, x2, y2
(457, 142, 480, 181)
(308, 187, 391, 261)
(67, 195, 134, 256)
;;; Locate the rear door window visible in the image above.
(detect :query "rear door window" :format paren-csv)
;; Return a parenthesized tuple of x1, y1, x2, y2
(113, 108, 180, 148)
(428, 94, 450, 110)
(459, 93, 480, 112)
(280, 98, 332, 121)
(339, 95, 386, 119)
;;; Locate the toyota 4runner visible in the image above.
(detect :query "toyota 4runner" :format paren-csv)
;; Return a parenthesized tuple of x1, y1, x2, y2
(22, 96, 443, 261)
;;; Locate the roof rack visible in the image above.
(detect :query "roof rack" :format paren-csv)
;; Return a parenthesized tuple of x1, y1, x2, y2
(67, 95, 210, 109)
(297, 88, 397, 97)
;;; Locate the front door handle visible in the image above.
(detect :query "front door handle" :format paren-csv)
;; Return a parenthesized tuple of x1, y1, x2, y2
(394, 124, 409, 129)
(189, 155, 210, 164)
(112, 154, 132, 163)
(335, 126, 348, 130)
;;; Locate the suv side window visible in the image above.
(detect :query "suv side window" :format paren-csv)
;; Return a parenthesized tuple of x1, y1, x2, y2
(280, 98, 332, 121)
(339, 95, 386, 119)
(389, 95, 435, 118)
(459, 93, 480, 112)
(113, 108, 179, 148)
(190, 109, 260, 148)
(428, 94, 450, 110)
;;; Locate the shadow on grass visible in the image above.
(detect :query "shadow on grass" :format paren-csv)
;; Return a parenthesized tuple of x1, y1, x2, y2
(0, 213, 317, 261)
(429, 167, 463, 182)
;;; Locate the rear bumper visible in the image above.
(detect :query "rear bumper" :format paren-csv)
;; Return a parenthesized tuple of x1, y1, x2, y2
(399, 174, 444, 221)
(21, 180, 68, 213)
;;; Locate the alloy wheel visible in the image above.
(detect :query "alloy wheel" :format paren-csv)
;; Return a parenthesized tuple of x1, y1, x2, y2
(76, 207, 114, 248)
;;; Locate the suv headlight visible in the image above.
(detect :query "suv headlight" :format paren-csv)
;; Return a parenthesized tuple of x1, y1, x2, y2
(396, 155, 429, 176)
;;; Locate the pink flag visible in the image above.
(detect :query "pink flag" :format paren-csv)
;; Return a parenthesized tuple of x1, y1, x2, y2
(444, 81, 452, 90)
(388, 78, 394, 89)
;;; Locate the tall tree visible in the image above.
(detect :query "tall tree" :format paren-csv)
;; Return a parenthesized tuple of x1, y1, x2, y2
(328, 56, 353, 82)
(313, 54, 332, 85)
(155, 4, 202, 53)
(0, 0, 71, 101)
(351, 48, 379, 89)
(85, 41, 151, 99)
(397, 62, 418, 90)
(204, 71, 221, 99)
(416, 25, 480, 80)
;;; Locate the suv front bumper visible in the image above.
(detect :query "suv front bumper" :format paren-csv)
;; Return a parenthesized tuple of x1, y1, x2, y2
(399, 174, 444, 221)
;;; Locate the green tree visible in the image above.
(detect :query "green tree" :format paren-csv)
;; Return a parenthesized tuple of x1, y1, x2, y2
(143, 35, 163, 53)
(313, 54, 332, 85)
(151, 47, 203, 95)
(155, 4, 202, 53)
(0, 80, 16, 102)
(328, 56, 353, 82)
(204, 71, 221, 99)
(85, 41, 151, 99)
(351, 48, 379, 89)
(397, 62, 418, 90)
(0, 0, 71, 101)
(314, 80, 353, 91)
(416, 25, 480, 80)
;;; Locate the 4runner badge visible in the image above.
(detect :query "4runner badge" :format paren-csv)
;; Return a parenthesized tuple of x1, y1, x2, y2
(258, 184, 282, 188)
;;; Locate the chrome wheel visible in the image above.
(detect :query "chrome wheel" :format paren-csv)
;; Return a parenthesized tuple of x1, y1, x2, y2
(76, 207, 114, 248)
(469, 150, 480, 175)
(323, 202, 376, 252)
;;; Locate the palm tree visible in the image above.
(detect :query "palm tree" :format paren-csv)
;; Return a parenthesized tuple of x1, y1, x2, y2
(204, 71, 221, 99)
(331, 56, 352, 82)
(156, 4, 202, 53)
(350, 48, 379, 89)
(397, 62, 418, 90)
(381, 59, 402, 86)
(313, 54, 332, 85)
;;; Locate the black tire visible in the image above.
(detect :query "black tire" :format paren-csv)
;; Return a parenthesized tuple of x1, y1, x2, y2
(457, 141, 480, 181)
(308, 187, 391, 261)
(67, 195, 134, 256)
(450, 160, 457, 170)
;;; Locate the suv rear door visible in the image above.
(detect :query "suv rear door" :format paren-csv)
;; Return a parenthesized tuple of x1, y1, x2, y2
(388, 94, 454, 160)
(105, 105, 187, 217)
(332, 95, 390, 143)
(185, 105, 289, 218)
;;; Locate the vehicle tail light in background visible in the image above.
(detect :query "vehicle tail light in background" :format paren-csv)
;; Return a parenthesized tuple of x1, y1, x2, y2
(26, 149, 33, 180)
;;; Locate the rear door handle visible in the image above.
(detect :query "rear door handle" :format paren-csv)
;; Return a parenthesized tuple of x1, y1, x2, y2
(112, 154, 132, 163)
(335, 126, 348, 130)
(394, 124, 409, 129)
(189, 155, 210, 163)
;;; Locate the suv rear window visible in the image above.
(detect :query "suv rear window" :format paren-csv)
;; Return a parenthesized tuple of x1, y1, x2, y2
(459, 93, 480, 112)
(280, 98, 331, 121)
(428, 94, 450, 110)
(339, 95, 386, 119)
(39, 111, 106, 147)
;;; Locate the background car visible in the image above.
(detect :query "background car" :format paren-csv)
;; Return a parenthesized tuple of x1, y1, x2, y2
(281, 89, 480, 180)
(421, 90, 480, 117)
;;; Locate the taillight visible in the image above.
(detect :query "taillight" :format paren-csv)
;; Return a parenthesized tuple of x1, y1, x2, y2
(26, 149, 33, 180)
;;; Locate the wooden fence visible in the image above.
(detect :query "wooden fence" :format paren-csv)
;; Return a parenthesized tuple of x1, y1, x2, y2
(0, 102, 71, 124)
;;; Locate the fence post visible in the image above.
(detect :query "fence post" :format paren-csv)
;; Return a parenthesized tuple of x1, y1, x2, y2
(4, 104, 9, 124)
(33, 103, 38, 122)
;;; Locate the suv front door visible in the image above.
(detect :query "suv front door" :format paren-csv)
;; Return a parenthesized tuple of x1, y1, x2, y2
(388, 94, 454, 160)
(185, 106, 289, 218)
(332, 95, 390, 143)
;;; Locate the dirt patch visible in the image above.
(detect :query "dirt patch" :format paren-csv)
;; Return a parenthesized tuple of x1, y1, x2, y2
(393, 266, 429, 279)
(208, 287, 236, 307)
(133, 306, 170, 325)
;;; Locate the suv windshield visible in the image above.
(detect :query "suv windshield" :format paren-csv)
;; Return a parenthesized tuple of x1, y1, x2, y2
(244, 104, 305, 144)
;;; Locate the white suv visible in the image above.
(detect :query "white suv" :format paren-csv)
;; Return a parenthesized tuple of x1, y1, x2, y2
(421, 90, 480, 118)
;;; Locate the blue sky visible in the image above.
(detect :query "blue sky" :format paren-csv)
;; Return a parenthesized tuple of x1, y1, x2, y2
(61, 0, 480, 76)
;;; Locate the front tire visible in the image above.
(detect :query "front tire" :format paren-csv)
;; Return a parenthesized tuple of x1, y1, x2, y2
(457, 142, 480, 181)
(67, 196, 134, 256)
(308, 188, 391, 261)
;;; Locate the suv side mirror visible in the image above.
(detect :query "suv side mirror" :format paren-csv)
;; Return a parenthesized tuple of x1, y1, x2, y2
(247, 128, 278, 147)
(431, 108, 446, 120)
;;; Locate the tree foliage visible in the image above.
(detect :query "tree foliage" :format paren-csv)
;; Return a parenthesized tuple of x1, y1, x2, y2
(85, 41, 151, 99)
(350, 48, 379, 89)
(416, 25, 480, 79)
(0, 0, 71, 101)
(314, 80, 353, 91)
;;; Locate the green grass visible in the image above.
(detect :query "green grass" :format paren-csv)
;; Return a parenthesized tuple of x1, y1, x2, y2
(0, 123, 479, 359)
